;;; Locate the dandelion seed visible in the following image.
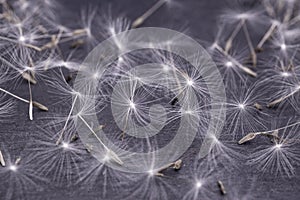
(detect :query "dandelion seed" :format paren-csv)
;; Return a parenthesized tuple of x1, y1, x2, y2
(173, 159, 182, 170)
(253, 103, 262, 110)
(78, 115, 123, 165)
(15, 157, 21, 165)
(263, 0, 275, 17)
(149, 159, 183, 176)
(106, 149, 123, 166)
(40, 34, 61, 50)
(29, 101, 33, 120)
(131, 0, 169, 28)
(269, 130, 279, 143)
(94, 125, 105, 132)
(238, 132, 258, 144)
(287, 61, 294, 71)
(267, 85, 300, 107)
(56, 94, 79, 145)
(28, 81, 33, 120)
(242, 23, 257, 66)
(85, 144, 93, 153)
(37, 25, 48, 34)
(239, 129, 280, 145)
(213, 43, 257, 77)
(0, 87, 47, 111)
(248, 123, 300, 177)
(21, 72, 37, 84)
(224, 19, 245, 53)
(256, 20, 280, 51)
(283, 1, 294, 23)
(70, 28, 87, 37)
(0, 31, 43, 51)
(0, 150, 5, 167)
(32, 101, 48, 111)
(217, 180, 226, 195)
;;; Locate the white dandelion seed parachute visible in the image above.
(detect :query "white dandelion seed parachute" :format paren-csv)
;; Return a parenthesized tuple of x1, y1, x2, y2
(73, 27, 226, 173)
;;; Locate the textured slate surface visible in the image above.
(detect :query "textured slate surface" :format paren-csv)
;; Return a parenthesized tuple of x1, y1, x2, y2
(0, 0, 299, 200)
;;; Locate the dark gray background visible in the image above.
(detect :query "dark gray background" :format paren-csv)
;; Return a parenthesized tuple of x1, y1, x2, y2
(0, 0, 299, 199)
